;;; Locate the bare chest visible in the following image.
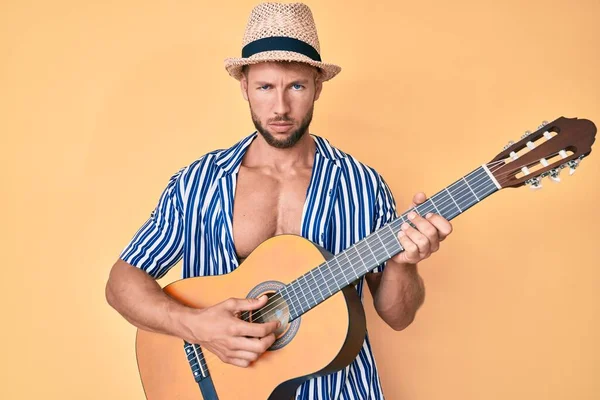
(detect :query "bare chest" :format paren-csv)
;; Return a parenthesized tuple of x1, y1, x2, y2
(232, 166, 312, 261)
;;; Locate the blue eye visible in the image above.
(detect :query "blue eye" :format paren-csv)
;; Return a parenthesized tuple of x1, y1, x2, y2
(292, 84, 304, 90)
(259, 84, 271, 90)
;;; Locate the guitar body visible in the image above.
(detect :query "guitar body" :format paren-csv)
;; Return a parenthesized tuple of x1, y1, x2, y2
(136, 235, 367, 399)
(134, 117, 596, 399)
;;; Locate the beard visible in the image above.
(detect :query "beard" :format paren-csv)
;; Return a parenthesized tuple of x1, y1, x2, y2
(250, 104, 314, 149)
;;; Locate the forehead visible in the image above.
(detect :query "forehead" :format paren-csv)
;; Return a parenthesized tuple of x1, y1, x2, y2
(245, 62, 318, 80)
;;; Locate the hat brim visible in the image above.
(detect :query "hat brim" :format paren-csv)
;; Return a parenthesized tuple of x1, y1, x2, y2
(224, 50, 341, 82)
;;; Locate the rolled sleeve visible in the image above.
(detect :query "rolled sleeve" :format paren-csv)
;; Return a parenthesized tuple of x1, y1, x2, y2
(120, 167, 186, 279)
(371, 174, 398, 273)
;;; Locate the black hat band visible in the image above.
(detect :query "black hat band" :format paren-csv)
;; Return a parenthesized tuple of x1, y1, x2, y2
(241, 36, 322, 62)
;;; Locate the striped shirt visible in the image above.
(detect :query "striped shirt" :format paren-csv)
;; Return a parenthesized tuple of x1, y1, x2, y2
(121, 132, 398, 399)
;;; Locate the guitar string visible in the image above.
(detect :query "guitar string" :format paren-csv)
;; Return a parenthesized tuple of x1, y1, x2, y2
(246, 160, 507, 321)
(191, 160, 506, 372)
(189, 161, 509, 369)
(191, 161, 508, 369)
(189, 173, 502, 372)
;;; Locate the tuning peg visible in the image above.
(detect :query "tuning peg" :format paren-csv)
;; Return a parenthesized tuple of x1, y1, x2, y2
(538, 120, 549, 129)
(567, 159, 580, 175)
(503, 140, 514, 151)
(527, 177, 543, 190)
(549, 169, 561, 183)
(521, 130, 532, 139)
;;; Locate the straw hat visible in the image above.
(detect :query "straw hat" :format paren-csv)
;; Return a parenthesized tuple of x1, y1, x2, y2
(224, 2, 341, 82)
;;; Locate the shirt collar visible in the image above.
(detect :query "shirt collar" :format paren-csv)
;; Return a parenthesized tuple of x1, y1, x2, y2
(214, 131, 346, 176)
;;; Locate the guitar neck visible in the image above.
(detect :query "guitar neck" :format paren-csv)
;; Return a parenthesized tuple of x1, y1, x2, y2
(281, 164, 502, 321)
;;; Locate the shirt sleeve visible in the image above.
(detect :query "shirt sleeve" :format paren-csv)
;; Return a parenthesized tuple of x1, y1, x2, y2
(371, 173, 398, 273)
(119, 167, 186, 279)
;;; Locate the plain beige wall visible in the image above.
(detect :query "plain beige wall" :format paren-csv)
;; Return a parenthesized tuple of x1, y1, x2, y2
(2, 0, 599, 399)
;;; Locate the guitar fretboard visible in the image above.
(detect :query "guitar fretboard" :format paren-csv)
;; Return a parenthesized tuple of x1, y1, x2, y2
(279, 165, 500, 320)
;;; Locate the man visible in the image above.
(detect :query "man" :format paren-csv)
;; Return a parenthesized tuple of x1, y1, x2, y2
(106, 3, 452, 399)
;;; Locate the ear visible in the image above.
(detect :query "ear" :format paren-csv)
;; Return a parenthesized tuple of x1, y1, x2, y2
(313, 79, 323, 102)
(240, 75, 249, 101)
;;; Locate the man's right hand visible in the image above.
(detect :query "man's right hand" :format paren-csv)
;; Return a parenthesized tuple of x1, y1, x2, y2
(180, 295, 279, 368)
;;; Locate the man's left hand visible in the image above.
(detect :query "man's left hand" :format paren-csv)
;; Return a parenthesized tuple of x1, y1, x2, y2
(391, 192, 453, 266)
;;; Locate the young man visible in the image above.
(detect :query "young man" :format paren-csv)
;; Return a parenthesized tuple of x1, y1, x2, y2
(106, 3, 452, 399)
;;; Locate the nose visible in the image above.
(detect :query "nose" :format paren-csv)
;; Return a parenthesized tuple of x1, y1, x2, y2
(273, 90, 291, 116)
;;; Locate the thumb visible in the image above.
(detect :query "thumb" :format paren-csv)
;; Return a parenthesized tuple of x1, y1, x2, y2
(231, 295, 269, 312)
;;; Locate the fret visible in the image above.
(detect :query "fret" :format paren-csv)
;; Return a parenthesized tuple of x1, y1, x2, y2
(357, 239, 379, 268)
(303, 273, 318, 308)
(280, 286, 298, 318)
(300, 274, 315, 309)
(348, 244, 367, 277)
(449, 179, 477, 210)
(289, 282, 304, 317)
(293, 277, 310, 312)
(384, 223, 403, 254)
(284, 166, 499, 321)
(462, 177, 480, 201)
(328, 257, 345, 292)
(429, 196, 442, 215)
(317, 264, 332, 299)
(310, 270, 325, 306)
(320, 262, 336, 296)
(444, 187, 462, 213)
(432, 191, 460, 220)
(373, 230, 392, 259)
(467, 168, 497, 201)
(340, 251, 356, 286)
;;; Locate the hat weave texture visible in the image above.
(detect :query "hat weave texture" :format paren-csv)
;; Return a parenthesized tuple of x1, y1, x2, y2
(224, 2, 341, 81)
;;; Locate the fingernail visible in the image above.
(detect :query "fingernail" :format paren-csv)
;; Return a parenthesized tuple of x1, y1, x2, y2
(408, 212, 416, 220)
(426, 213, 433, 219)
(401, 223, 410, 231)
(398, 231, 405, 237)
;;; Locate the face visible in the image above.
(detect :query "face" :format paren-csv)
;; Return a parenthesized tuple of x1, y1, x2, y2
(240, 62, 323, 149)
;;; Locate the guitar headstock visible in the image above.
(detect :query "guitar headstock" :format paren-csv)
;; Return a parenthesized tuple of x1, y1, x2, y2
(487, 117, 596, 189)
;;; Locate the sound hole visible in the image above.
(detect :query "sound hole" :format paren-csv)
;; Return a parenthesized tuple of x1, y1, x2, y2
(245, 281, 301, 351)
(249, 292, 290, 338)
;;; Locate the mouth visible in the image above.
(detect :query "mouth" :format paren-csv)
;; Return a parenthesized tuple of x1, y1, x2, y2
(268, 123, 294, 133)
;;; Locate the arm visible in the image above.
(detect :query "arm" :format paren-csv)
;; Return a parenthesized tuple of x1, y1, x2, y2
(105, 258, 195, 339)
(105, 259, 278, 367)
(366, 177, 452, 331)
(365, 261, 425, 331)
(106, 167, 278, 367)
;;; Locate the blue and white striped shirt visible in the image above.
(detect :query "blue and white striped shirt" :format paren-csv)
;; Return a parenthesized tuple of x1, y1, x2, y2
(121, 132, 398, 399)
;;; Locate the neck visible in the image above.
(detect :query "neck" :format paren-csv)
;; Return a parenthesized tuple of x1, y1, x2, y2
(279, 164, 502, 321)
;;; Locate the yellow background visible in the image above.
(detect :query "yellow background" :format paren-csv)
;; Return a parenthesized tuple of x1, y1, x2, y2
(2, 0, 599, 399)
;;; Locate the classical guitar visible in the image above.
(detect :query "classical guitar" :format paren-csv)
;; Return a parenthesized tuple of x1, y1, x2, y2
(136, 117, 596, 399)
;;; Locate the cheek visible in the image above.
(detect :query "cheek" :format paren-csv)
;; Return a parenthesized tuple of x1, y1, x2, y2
(249, 96, 271, 114)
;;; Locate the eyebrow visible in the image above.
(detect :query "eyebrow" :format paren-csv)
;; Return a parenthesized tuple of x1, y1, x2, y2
(252, 79, 311, 85)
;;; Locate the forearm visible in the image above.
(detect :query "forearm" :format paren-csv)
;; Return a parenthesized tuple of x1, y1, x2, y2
(373, 260, 425, 331)
(105, 259, 195, 339)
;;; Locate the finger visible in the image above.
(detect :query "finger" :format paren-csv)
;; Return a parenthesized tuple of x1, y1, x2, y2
(235, 319, 279, 338)
(225, 295, 269, 313)
(229, 350, 261, 363)
(230, 334, 276, 353)
(226, 358, 251, 368)
(400, 221, 431, 257)
(425, 213, 453, 241)
(412, 192, 427, 206)
(407, 212, 439, 252)
(397, 230, 420, 264)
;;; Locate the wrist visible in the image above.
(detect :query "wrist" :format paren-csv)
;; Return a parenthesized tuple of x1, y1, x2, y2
(384, 259, 418, 278)
(167, 301, 201, 342)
